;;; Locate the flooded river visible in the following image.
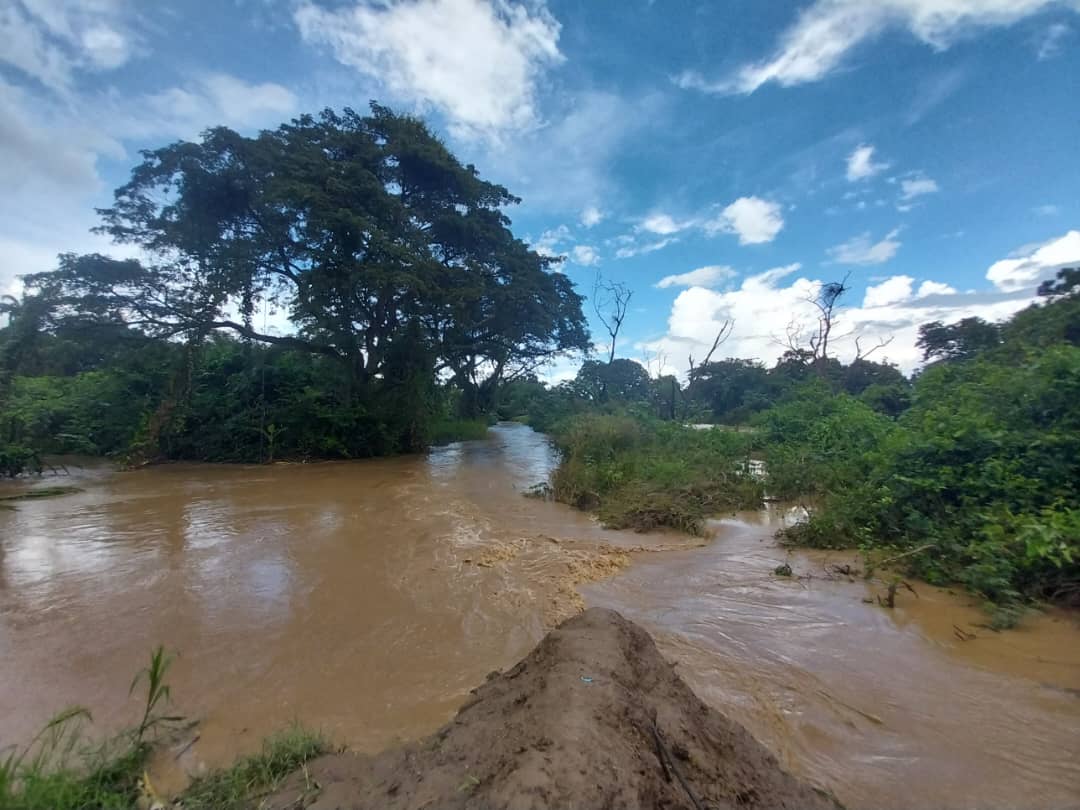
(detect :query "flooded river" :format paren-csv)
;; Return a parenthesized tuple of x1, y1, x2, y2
(1, 424, 1078, 808)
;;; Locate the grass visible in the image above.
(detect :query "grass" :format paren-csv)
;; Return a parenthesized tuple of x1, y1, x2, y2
(547, 413, 764, 534)
(0, 486, 84, 502)
(178, 726, 330, 810)
(429, 417, 490, 445)
(0, 647, 328, 810)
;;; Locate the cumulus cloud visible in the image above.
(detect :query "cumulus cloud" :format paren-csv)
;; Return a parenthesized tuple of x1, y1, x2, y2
(677, 0, 1080, 94)
(863, 275, 914, 307)
(917, 280, 958, 296)
(294, 0, 563, 138)
(704, 196, 785, 245)
(531, 224, 571, 257)
(642, 259, 1043, 376)
(985, 230, 1080, 291)
(581, 205, 604, 227)
(0, 0, 135, 91)
(828, 228, 902, 265)
(640, 212, 689, 235)
(570, 244, 600, 266)
(900, 174, 940, 200)
(655, 265, 736, 289)
(846, 144, 889, 181)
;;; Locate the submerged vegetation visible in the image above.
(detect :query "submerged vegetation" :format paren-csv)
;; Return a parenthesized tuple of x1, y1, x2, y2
(0, 646, 327, 810)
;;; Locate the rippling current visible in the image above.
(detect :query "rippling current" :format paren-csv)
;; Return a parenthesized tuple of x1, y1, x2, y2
(1, 424, 1077, 808)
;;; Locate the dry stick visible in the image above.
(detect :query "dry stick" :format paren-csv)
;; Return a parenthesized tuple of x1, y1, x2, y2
(651, 721, 705, 810)
(874, 543, 935, 568)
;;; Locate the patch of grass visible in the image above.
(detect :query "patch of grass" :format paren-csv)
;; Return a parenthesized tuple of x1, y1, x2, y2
(429, 418, 490, 445)
(0, 486, 84, 502)
(179, 725, 330, 810)
(0, 645, 179, 810)
(548, 413, 764, 534)
(1, 645, 327, 810)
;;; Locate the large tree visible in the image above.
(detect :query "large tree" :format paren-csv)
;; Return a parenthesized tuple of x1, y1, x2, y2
(24, 104, 588, 415)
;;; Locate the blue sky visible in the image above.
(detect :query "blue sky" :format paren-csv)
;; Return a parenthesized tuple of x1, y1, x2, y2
(2, 0, 1078, 375)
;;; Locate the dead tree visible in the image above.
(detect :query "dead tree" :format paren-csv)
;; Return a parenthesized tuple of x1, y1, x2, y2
(593, 274, 633, 363)
(683, 321, 733, 420)
(778, 273, 895, 374)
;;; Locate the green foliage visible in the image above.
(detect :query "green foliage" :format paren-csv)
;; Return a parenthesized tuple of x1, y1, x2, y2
(178, 726, 329, 810)
(428, 418, 491, 445)
(764, 294, 1080, 608)
(0, 102, 590, 468)
(0, 646, 179, 810)
(548, 413, 763, 534)
(0, 645, 326, 810)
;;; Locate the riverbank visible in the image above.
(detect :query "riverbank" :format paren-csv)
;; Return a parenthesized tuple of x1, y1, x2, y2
(264, 608, 841, 810)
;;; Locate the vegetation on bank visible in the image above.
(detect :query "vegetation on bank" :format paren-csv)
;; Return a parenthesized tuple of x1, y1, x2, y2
(0, 102, 588, 470)
(548, 413, 762, 534)
(533, 271, 1080, 615)
(0, 646, 327, 810)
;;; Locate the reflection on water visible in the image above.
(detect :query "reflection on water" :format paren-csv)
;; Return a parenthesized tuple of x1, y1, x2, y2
(1, 424, 1078, 809)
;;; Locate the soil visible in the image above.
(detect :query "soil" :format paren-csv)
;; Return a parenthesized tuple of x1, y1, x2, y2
(267, 608, 842, 810)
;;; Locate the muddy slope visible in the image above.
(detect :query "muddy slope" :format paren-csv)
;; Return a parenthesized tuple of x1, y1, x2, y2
(270, 608, 841, 810)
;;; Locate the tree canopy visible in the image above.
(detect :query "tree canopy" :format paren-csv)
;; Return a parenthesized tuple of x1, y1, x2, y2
(24, 105, 589, 416)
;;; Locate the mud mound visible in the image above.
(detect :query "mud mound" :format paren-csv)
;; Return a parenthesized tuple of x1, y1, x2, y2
(270, 608, 841, 810)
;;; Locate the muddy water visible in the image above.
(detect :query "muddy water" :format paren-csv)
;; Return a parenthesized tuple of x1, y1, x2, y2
(1, 424, 1078, 808)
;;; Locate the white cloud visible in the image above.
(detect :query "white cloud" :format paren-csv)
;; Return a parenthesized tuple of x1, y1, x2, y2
(640, 212, 689, 235)
(570, 244, 600, 266)
(614, 237, 675, 259)
(581, 205, 604, 227)
(0, 0, 134, 91)
(985, 230, 1080, 291)
(109, 74, 298, 140)
(294, 0, 563, 138)
(655, 265, 736, 289)
(828, 228, 902, 265)
(1033, 204, 1060, 216)
(863, 275, 914, 307)
(900, 174, 940, 200)
(704, 196, 785, 245)
(642, 263, 1040, 376)
(0, 70, 299, 299)
(681, 0, 1080, 94)
(531, 224, 571, 257)
(917, 280, 957, 297)
(846, 144, 889, 181)
(1037, 21, 1071, 58)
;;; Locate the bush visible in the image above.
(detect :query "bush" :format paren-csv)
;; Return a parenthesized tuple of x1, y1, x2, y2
(548, 413, 763, 534)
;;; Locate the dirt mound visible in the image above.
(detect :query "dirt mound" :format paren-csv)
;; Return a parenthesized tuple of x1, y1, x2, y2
(269, 608, 841, 810)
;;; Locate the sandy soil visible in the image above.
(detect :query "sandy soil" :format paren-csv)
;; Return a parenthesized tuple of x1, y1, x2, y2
(267, 608, 842, 810)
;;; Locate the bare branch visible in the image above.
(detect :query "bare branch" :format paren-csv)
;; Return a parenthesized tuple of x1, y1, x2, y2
(593, 273, 633, 364)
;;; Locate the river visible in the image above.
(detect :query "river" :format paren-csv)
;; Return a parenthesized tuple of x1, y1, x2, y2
(1, 423, 1077, 808)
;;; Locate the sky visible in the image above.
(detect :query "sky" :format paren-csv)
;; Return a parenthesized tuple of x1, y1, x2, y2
(2, 0, 1079, 378)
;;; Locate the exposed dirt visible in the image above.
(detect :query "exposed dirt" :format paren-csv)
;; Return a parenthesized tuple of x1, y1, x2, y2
(268, 608, 841, 810)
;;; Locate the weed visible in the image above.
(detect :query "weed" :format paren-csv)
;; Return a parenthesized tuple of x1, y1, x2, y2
(179, 725, 329, 810)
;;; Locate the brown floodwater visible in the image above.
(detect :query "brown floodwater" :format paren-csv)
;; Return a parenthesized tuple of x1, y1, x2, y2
(1, 423, 1078, 808)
